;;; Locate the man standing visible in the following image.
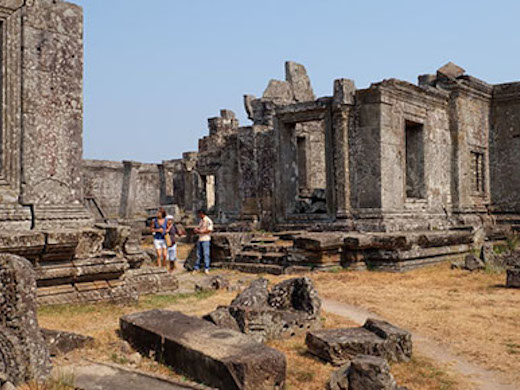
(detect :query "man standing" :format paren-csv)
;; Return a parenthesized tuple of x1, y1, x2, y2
(193, 208, 213, 274)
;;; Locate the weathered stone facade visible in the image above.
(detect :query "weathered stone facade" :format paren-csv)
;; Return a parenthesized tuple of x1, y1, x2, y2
(0, 0, 178, 304)
(83, 61, 520, 238)
(0, 0, 92, 231)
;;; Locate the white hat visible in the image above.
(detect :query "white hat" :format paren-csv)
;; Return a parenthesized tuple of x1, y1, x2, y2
(166, 215, 174, 220)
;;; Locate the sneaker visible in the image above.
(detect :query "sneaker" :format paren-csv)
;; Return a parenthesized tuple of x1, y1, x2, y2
(204, 269, 209, 275)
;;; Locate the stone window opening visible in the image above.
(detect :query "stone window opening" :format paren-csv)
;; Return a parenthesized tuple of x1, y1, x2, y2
(405, 120, 426, 199)
(471, 151, 486, 194)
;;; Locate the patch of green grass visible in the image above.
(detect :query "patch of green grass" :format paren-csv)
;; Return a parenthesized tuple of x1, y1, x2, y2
(138, 291, 215, 309)
(484, 261, 506, 275)
(493, 244, 509, 255)
(111, 352, 129, 365)
(506, 343, 520, 355)
(24, 371, 76, 390)
(507, 234, 520, 252)
(39, 291, 215, 317)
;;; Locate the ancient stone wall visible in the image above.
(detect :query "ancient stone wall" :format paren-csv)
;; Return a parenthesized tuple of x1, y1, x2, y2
(83, 160, 125, 218)
(82, 159, 184, 220)
(490, 83, 520, 214)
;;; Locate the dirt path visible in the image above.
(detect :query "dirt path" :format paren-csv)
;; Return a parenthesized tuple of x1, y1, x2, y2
(322, 299, 518, 390)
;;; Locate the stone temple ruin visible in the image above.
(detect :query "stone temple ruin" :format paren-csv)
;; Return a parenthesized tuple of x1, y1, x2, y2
(0, 0, 178, 306)
(84, 58, 520, 273)
(0, 0, 517, 388)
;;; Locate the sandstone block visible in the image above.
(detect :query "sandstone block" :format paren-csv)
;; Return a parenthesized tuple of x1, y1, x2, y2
(363, 319, 412, 362)
(333, 79, 356, 105)
(263, 79, 293, 104)
(285, 61, 315, 102)
(348, 355, 405, 390)
(120, 310, 286, 390)
(437, 62, 465, 79)
(507, 268, 520, 288)
(195, 275, 230, 292)
(464, 254, 485, 271)
(0, 254, 51, 384)
(306, 328, 386, 366)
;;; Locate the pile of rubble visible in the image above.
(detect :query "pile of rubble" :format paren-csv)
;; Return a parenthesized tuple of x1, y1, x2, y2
(204, 277, 321, 342)
(116, 277, 413, 390)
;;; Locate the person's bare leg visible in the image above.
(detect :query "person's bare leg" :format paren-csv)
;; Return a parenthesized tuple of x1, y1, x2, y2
(156, 249, 162, 267)
(161, 248, 168, 267)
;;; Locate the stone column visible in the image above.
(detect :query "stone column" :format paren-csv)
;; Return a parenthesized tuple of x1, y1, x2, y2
(332, 79, 356, 219)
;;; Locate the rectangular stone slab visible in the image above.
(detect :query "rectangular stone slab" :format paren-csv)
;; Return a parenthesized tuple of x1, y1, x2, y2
(306, 328, 386, 366)
(120, 310, 286, 390)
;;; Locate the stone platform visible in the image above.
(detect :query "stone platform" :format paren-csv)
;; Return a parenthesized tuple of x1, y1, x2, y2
(210, 230, 475, 274)
(0, 229, 178, 305)
(120, 310, 286, 390)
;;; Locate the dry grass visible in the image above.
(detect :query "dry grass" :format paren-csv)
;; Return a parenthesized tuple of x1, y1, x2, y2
(311, 263, 520, 385)
(37, 274, 465, 390)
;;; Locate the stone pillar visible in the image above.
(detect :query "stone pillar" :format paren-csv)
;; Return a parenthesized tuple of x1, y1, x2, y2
(119, 161, 140, 219)
(19, 0, 93, 229)
(332, 79, 356, 218)
(0, 1, 32, 230)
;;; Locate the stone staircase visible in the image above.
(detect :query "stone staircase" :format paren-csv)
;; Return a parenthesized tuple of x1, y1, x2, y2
(214, 234, 299, 275)
(494, 214, 520, 234)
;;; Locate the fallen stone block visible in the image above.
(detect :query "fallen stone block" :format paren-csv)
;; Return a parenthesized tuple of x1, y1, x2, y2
(328, 362, 350, 390)
(203, 306, 241, 332)
(41, 329, 94, 356)
(507, 268, 520, 288)
(464, 254, 485, 271)
(306, 328, 386, 366)
(230, 278, 270, 307)
(120, 310, 286, 390)
(363, 319, 412, 362)
(349, 355, 407, 390)
(195, 275, 230, 292)
(306, 318, 412, 365)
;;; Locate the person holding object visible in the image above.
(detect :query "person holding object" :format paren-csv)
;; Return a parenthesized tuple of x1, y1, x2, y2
(150, 208, 168, 268)
(193, 208, 213, 274)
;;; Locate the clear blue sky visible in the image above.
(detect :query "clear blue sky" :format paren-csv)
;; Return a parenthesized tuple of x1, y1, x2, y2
(75, 0, 520, 163)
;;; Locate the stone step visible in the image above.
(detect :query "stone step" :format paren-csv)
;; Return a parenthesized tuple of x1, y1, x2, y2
(212, 262, 286, 275)
(236, 251, 288, 265)
(242, 243, 289, 253)
(250, 236, 278, 244)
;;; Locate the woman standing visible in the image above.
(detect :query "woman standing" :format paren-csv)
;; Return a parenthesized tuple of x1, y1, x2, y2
(150, 208, 168, 268)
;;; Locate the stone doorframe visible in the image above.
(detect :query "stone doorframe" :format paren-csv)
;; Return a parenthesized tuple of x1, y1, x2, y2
(273, 99, 338, 224)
